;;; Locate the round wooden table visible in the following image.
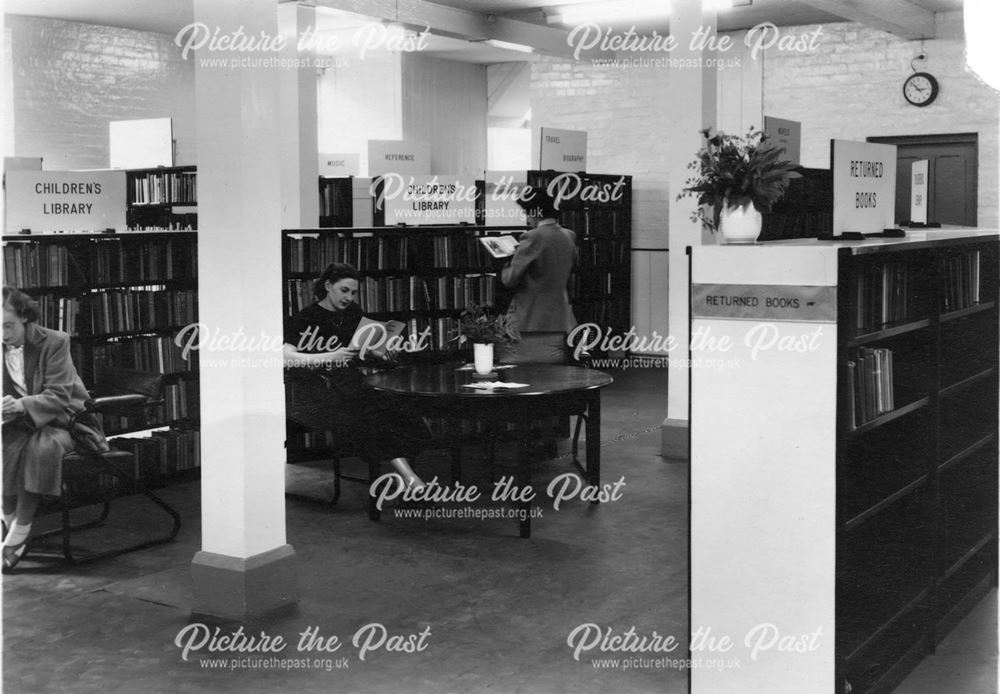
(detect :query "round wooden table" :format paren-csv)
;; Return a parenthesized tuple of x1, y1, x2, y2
(366, 362, 613, 537)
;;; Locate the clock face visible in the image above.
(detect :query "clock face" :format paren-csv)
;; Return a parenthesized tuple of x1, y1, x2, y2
(904, 72, 938, 106)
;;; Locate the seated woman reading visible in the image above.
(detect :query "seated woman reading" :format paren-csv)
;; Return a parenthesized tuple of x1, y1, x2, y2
(2, 286, 97, 571)
(282, 263, 427, 491)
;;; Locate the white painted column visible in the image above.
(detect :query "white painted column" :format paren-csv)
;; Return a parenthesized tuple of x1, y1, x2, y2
(278, 0, 319, 228)
(191, 0, 297, 619)
(662, 1, 718, 458)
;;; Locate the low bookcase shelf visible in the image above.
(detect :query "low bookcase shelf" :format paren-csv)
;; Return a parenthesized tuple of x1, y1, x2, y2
(1, 231, 201, 484)
(690, 230, 998, 694)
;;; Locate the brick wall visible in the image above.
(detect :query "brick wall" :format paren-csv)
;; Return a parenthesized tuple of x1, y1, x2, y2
(762, 13, 999, 227)
(7, 15, 195, 169)
(530, 54, 671, 247)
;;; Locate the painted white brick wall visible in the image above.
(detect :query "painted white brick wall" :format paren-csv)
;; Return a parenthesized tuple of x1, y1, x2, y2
(7, 15, 196, 169)
(762, 14, 999, 227)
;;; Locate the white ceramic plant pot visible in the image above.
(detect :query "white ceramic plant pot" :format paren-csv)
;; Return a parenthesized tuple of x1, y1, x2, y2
(473, 342, 494, 375)
(719, 199, 762, 245)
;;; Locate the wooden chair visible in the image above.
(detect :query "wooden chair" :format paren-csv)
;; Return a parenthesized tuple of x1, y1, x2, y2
(29, 367, 182, 564)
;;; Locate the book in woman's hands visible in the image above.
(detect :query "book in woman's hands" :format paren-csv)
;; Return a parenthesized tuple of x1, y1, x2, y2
(350, 317, 406, 361)
(479, 235, 519, 259)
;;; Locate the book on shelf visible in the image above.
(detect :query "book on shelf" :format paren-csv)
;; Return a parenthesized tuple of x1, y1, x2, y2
(847, 347, 895, 428)
(478, 235, 518, 259)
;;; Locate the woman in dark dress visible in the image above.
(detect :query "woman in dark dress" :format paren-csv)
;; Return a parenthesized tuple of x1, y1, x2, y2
(282, 263, 427, 489)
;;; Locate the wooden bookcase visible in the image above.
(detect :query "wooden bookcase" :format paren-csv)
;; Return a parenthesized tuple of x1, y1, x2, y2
(318, 176, 353, 228)
(836, 238, 998, 693)
(526, 170, 633, 339)
(689, 231, 998, 694)
(2, 232, 201, 483)
(125, 165, 197, 231)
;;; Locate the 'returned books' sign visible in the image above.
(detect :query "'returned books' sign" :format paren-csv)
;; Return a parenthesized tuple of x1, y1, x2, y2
(5, 170, 127, 233)
(831, 140, 897, 234)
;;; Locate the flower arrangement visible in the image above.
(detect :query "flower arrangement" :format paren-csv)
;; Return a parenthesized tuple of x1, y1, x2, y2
(678, 127, 801, 231)
(456, 304, 519, 345)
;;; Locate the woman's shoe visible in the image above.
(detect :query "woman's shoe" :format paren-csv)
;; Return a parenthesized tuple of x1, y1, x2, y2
(389, 457, 425, 491)
(2, 541, 28, 573)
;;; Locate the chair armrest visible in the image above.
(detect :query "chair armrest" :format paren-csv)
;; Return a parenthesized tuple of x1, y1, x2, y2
(87, 394, 159, 413)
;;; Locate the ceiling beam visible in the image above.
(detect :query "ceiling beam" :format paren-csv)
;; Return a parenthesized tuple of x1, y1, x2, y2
(797, 0, 936, 40)
(314, 0, 614, 60)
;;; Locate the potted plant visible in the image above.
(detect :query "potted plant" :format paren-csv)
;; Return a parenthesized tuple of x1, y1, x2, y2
(456, 304, 518, 376)
(679, 127, 801, 244)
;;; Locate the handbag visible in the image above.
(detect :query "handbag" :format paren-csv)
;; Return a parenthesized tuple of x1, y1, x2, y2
(70, 409, 110, 454)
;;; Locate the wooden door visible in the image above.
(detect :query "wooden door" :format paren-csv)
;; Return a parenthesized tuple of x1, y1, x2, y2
(868, 134, 978, 226)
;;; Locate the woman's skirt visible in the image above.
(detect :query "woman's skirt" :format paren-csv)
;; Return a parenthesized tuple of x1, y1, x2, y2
(2, 419, 71, 497)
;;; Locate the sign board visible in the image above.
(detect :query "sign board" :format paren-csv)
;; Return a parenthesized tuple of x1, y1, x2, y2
(691, 284, 837, 323)
(910, 159, 928, 224)
(484, 170, 528, 227)
(367, 140, 430, 176)
(831, 140, 897, 234)
(538, 127, 587, 172)
(109, 118, 173, 169)
(319, 153, 360, 177)
(5, 170, 127, 233)
(374, 174, 477, 225)
(763, 116, 801, 166)
(4, 157, 42, 172)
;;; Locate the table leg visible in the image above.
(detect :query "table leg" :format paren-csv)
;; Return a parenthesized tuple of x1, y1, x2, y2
(450, 445, 462, 484)
(586, 391, 601, 494)
(517, 435, 532, 539)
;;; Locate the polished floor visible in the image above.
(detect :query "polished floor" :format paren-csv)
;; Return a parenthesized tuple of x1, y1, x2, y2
(4, 366, 688, 694)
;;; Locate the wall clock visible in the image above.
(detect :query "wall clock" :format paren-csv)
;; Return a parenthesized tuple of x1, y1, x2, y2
(903, 72, 939, 107)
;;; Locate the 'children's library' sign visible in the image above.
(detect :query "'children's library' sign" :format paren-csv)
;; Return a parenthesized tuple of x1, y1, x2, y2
(5, 170, 127, 233)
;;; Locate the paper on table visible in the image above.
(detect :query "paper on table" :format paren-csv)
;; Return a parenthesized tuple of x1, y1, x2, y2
(462, 381, 529, 389)
(456, 364, 516, 371)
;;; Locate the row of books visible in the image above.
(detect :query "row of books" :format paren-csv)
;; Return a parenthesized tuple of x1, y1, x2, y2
(572, 270, 617, 298)
(855, 261, 911, 333)
(129, 171, 198, 205)
(431, 235, 498, 269)
(80, 289, 197, 335)
(577, 237, 630, 266)
(319, 178, 353, 218)
(3, 243, 71, 288)
(111, 428, 202, 477)
(90, 336, 195, 374)
(287, 235, 411, 273)
(846, 347, 896, 428)
(36, 296, 81, 335)
(432, 274, 497, 310)
(91, 239, 198, 283)
(941, 250, 982, 312)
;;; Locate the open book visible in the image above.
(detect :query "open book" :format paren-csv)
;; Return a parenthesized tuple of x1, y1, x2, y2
(350, 317, 406, 361)
(479, 235, 519, 259)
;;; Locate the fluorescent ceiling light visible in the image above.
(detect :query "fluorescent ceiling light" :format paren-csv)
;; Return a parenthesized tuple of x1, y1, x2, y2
(484, 39, 534, 53)
(547, 0, 671, 25)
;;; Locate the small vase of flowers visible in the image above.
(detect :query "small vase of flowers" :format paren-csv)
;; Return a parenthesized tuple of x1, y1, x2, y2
(456, 304, 518, 376)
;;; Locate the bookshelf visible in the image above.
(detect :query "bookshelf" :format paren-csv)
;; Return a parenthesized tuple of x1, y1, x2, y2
(319, 176, 353, 227)
(2, 232, 201, 482)
(689, 230, 999, 694)
(526, 171, 633, 338)
(125, 166, 197, 231)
